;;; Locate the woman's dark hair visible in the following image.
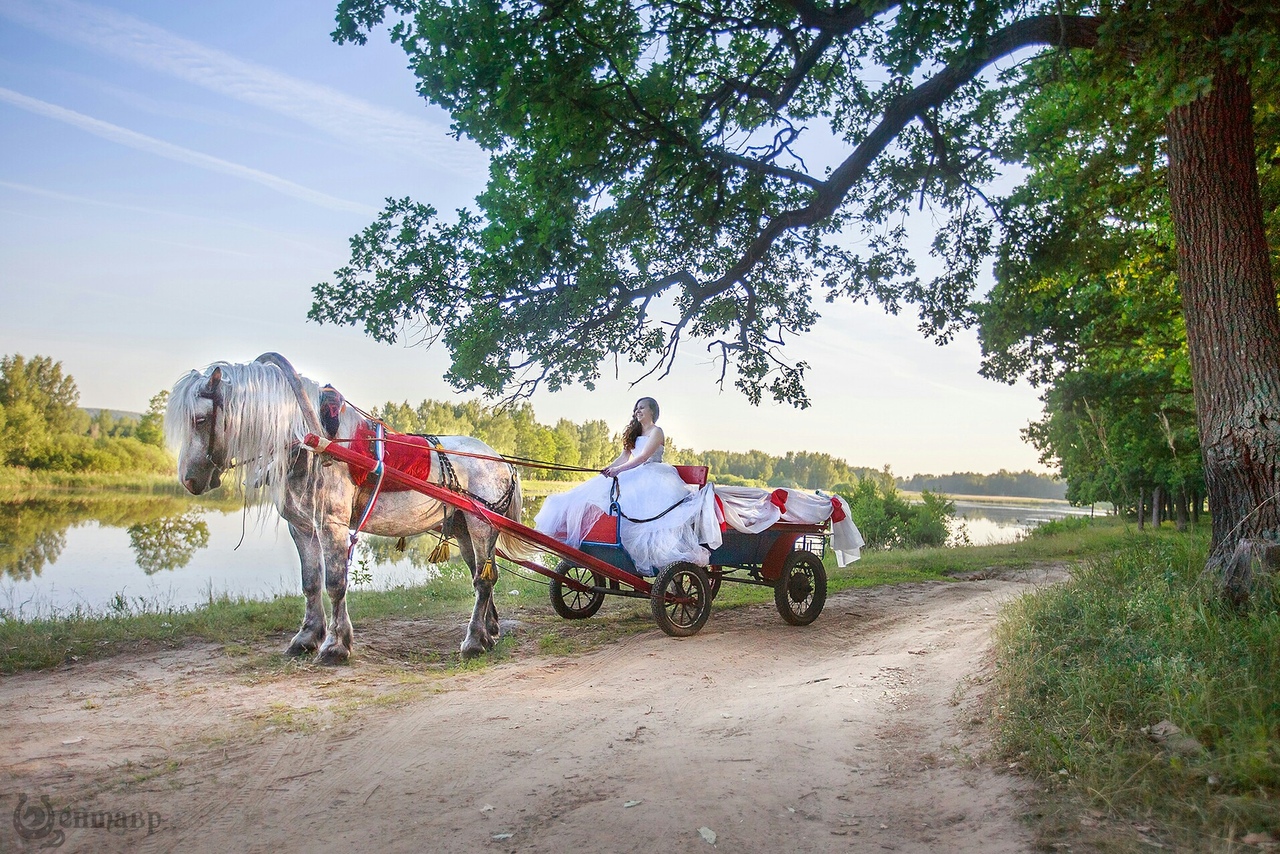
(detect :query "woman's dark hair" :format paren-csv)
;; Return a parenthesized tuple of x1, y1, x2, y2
(623, 397, 659, 452)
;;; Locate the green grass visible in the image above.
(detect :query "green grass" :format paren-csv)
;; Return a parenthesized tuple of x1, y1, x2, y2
(0, 565, 527, 673)
(0, 467, 181, 495)
(992, 526, 1280, 849)
(0, 513, 1141, 674)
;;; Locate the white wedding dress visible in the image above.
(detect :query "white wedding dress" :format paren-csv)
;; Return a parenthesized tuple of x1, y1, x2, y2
(534, 435, 713, 575)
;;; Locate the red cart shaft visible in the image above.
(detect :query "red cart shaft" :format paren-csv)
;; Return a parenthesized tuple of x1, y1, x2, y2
(303, 433, 649, 588)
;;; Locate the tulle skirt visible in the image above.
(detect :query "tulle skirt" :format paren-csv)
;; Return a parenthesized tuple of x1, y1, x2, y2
(534, 462, 712, 575)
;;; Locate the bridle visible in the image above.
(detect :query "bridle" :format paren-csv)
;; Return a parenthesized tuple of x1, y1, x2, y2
(196, 383, 232, 482)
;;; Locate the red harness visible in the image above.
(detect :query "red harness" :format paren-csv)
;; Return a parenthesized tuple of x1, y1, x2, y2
(347, 422, 436, 490)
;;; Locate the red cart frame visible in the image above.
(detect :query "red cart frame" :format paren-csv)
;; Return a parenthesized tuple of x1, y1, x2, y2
(305, 434, 829, 636)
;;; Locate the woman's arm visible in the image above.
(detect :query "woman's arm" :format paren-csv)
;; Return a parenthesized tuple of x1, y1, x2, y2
(602, 428, 664, 477)
(601, 448, 630, 475)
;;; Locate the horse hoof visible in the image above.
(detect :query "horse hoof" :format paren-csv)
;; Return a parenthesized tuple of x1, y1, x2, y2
(460, 639, 486, 659)
(316, 645, 350, 666)
(285, 642, 315, 657)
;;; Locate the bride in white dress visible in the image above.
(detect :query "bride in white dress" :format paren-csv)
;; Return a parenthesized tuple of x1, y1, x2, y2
(534, 397, 712, 575)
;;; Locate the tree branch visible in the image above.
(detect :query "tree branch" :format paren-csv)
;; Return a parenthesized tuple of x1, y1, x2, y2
(681, 13, 1102, 315)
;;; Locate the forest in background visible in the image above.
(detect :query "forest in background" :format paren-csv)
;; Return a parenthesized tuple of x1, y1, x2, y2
(373, 397, 1064, 497)
(0, 351, 1063, 500)
(896, 471, 1066, 500)
(0, 354, 170, 475)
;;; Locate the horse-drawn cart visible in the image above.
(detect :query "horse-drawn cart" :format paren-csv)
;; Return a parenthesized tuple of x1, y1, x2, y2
(305, 434, 853, 639)
(170, 354, 859, 661)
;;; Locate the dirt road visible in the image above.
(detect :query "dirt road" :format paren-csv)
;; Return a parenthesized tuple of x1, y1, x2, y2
(2, 569, 1064, 853)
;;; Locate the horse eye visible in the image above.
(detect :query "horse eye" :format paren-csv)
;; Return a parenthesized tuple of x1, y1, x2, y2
(193, 415, 207, 426)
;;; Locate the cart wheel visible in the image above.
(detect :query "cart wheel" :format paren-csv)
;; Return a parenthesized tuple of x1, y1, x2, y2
(774, 550, 827, 626)
(650, 562, 712, 637)
(550, 560, 606, 620)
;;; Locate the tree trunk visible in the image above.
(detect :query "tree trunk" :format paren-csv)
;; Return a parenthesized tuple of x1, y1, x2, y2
(1137, 488, 1146, 531)
(1176, 487, 1188, 533)
(1166, 62, 1280, 601)
(1151, 485, 1162, 528)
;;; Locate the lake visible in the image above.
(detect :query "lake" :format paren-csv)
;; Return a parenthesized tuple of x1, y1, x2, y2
(0, 493, 1096, 618)
(948, 498, 1098, 546)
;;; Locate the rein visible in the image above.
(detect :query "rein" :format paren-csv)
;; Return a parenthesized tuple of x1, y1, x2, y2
(605, 474, 696, 525)
(337, 399, 603, 476)
(347, 421, 387, 564)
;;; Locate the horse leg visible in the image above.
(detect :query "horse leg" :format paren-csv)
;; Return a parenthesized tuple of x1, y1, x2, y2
(453, 515, 501, 659)
(486, 590, 500, 640)
(316, 522, 354, 664)
(285, 521, 327, 656)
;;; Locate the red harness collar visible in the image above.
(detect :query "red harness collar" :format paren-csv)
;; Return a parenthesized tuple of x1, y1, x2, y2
(347, 422, 436, 490)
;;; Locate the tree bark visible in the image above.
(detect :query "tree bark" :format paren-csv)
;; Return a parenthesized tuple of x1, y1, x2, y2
(1137, 488, 1146, 531)
(1166, 62, 1280, 599)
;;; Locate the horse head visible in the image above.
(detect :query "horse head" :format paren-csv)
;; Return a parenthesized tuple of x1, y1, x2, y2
(176, 366, 230, 495)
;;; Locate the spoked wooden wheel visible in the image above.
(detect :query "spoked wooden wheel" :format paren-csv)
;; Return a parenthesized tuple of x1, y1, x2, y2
(650, 562, 712, 637)
(549, 560, 606, 619)
(774, 550, 827, 626)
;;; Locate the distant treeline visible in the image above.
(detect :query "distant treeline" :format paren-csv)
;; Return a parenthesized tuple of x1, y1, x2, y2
(0, 354, 171, 474)
(896, 470, 1067, 500)
(378, 398, 887, 489)
(1, 349, 1058, 499)
(671, 448, 885, 490)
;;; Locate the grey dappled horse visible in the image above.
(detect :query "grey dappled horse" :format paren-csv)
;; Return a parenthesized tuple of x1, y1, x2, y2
(165, 353, 527, 661)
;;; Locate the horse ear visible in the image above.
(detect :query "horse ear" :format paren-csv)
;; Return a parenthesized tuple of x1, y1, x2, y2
(207, 366, 223, 392)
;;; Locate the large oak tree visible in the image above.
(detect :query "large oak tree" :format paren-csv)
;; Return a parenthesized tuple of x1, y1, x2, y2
(312, 1, 1280, 596)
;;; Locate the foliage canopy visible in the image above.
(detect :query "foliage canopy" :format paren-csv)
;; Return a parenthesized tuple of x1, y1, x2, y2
(0, 354, 171, 474)
(313, 0, 1132, 405)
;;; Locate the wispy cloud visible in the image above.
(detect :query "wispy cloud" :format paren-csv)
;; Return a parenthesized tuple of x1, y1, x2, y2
(0, 0, 484, 173)
(0, 87, 375, 214)
(0, 179, 337, 254)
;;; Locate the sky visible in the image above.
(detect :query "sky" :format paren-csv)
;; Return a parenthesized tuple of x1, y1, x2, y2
(0, 0, 1054, 479)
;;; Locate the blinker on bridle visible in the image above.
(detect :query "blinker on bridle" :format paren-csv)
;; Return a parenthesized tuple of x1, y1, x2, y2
(197, 383, 231, 477)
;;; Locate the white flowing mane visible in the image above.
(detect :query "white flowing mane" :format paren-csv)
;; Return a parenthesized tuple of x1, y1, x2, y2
(166, 360, 334, 510)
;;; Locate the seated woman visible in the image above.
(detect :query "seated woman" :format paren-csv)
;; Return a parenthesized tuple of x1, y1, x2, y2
(534, 397, 714, 576)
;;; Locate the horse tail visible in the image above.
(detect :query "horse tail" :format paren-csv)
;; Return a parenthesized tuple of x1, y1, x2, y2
(495, 469, 542, 563)
(497, 530, 542, 563)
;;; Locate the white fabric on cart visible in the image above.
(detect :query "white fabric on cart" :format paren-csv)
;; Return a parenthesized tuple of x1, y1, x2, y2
(533, 435, 720, 575)
(712, 485, 864, 567)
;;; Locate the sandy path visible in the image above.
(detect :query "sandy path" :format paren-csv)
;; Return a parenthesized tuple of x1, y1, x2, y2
(1, 569, 1063, 853)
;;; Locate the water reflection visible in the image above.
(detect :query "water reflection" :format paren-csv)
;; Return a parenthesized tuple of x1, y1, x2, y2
(949, 500, 1095, 546)
(0, 497, 198, 581)
(0, 489, 1094, 616)
(359, 534, 450, 575)
(128, 511, 211, 574)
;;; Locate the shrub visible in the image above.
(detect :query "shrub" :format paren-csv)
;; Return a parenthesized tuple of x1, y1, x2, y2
(840, 481, 954, 549)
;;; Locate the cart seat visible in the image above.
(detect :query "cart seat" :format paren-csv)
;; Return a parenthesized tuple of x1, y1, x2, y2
(674, 465, 708, 487)
(582, 465, 708, 546)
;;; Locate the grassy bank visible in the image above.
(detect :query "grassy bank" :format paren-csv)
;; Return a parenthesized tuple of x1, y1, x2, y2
(0, 467, 182, 497)
(1, 514, 1135, 674)
(0, 561, 556, 673)
(993, 526, 1279, 849)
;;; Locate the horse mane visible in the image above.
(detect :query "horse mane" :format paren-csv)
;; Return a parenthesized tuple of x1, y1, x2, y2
(166, 360, 349, 511)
